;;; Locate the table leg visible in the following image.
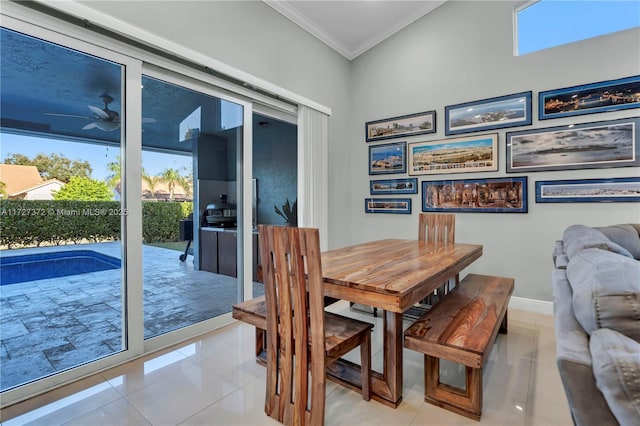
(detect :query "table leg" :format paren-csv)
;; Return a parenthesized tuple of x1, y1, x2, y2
(377, 309, 403, 407)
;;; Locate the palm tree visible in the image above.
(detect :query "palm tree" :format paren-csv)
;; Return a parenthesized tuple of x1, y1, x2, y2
(104, 156, 121, 190)
(159, 167, 186, 200)
(142, 169, 160, 199)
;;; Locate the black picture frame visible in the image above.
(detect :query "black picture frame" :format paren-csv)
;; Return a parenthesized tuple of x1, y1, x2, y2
(365, 110, 436, 142)
(364, 198, 412, 214)
(535, 177, 640, 203)
(370, 178, 418, 195)
(444, 91, 532, 136)
(539, 75, 640, 120)
(421, 177, 528, 213)
(506, 117, 640, 173)
(368, 141, 407, 175)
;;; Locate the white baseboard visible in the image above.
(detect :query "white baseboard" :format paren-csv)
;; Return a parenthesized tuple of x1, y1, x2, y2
(509, 296, 553, 316)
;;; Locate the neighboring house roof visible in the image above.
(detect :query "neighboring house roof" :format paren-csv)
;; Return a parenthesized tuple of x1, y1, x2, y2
(0, 164, 43, 194)
(115, 178, 192, 201)
(0, 164, 65, 199)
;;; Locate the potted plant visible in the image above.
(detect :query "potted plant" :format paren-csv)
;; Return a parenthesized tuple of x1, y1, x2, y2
(274, 198, 297, 226)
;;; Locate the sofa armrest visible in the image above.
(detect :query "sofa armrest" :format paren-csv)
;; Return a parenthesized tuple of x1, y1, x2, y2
(552, 269, 618, 425)
(552, 269, 591, 365)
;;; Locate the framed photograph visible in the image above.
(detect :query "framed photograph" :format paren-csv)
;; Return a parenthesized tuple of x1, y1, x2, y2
(364, 198, 412, 214)
(370, 178, 418, 195)
(408, 133, 498, 175)
(422, 177, 528, 213)
(506, 117, 640, 173)
(539, 75, 640, 120)
(444, 91, 532, 136)
(368, 141, 407, 175)
(536, 177, 640, 203)
(365, 111, 436, 142)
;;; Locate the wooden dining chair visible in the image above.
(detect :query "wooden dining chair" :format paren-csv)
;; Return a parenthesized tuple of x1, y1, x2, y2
(259, 225, 373, 426)
(421, 213, 457, 300)
(404, 213, 457, 320)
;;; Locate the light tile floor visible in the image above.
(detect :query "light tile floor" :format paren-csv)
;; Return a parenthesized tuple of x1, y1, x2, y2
(1, 304, 573, 425)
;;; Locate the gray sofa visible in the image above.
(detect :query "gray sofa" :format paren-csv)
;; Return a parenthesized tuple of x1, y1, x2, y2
(552, 223, 640, 426)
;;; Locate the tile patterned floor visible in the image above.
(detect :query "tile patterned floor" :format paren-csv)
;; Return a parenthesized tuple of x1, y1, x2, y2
(1, 304, 573, 425)
(1, 243, 263, 391)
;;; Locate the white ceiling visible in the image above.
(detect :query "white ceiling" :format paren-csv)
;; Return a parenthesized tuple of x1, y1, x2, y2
(264, 0, 448, 60)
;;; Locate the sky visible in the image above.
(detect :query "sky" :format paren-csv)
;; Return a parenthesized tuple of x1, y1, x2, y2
(518, 0, 640, 55)
(0, 133, 192, 182)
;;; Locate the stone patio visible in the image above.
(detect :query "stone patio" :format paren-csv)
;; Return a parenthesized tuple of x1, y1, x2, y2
(0, 242, 263, 391)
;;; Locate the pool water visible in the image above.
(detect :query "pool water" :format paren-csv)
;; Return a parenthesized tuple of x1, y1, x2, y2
(0, 250, 121, 285)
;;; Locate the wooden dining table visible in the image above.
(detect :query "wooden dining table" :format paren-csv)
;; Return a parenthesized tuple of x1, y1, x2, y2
(318, 238, 483, 408)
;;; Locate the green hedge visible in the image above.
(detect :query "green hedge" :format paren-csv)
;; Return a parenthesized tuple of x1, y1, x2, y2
(0, 199, 192, 248)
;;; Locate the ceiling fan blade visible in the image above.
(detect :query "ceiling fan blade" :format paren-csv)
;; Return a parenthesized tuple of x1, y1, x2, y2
(82, 122, 98, 130)
(45, 112, 91, 120)
(88, 105, 110, 120)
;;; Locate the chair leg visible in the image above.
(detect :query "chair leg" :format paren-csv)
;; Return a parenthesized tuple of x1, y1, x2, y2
(360, 332, 371, 401)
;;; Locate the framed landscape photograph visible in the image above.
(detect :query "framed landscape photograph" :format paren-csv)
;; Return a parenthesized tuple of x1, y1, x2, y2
(370, 178, 418, 195)
(368, 141, 407, 175)
(364, 198, 412, 214)
(535, 177, 640, 203)
(539, 75, 640, 120)
(444, 91, 532, 136)
(366, 110, 436, 142)
(506, 116, 640, 173)
(408, 133, 498, 175)
(422, 177, 528, 213)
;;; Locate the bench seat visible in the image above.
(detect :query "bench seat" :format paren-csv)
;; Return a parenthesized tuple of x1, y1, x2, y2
(404, 273, 514, 420)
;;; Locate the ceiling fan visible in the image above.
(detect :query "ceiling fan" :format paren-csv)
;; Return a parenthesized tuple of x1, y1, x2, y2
(45, 94, 156, 132)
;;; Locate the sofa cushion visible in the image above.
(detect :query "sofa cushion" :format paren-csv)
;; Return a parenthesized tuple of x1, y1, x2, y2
(563, 224, 633, 260)
(567, 248, 640, 341)
(596, 224, 640, 260)
(590, 328, 640, 425)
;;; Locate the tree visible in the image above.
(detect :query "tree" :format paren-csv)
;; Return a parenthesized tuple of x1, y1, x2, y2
(3, 152, 92, 183)
(142, 170, 161, 198)
(0, 181, 6, 198)
(53, 176, 113, 201)
(159, 167, 187, 200)
(104, 156, 121, 190)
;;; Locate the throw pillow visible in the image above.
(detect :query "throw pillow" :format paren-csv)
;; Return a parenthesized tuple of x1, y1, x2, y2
(567, 248, 640, 340)
(563, 224, 633, 260)
(590, 328, 640, 425)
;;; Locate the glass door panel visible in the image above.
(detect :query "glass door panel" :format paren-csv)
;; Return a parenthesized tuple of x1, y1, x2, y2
(251, 112, 298, 298)
(0, 27, 125, 391)
(140, 75, 243, 338)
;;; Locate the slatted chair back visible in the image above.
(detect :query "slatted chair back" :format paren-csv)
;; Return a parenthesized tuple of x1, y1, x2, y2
(258, 225, 326, 426)
(418, 213, 455, 244)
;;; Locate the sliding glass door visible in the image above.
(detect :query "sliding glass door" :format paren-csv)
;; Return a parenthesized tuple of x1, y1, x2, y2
(0, 27, 128, 392)
(139, 72, 246, 341)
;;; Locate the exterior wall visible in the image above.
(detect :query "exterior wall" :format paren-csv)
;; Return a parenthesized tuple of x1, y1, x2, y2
(23, 182, 64, 200)
(348, 0, 640, 302)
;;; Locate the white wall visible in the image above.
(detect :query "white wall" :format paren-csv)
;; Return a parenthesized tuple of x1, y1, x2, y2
(348, 0, 640, 301)
(62, 0, 640, 302)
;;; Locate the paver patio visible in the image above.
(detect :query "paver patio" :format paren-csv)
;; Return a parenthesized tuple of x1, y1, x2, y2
(0, 242, 263, 391)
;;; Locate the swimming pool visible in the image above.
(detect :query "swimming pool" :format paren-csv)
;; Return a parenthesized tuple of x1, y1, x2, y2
(0, 250, 121, 285)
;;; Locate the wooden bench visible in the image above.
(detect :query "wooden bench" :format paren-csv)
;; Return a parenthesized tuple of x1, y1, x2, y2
(403, 273, 514, 421)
